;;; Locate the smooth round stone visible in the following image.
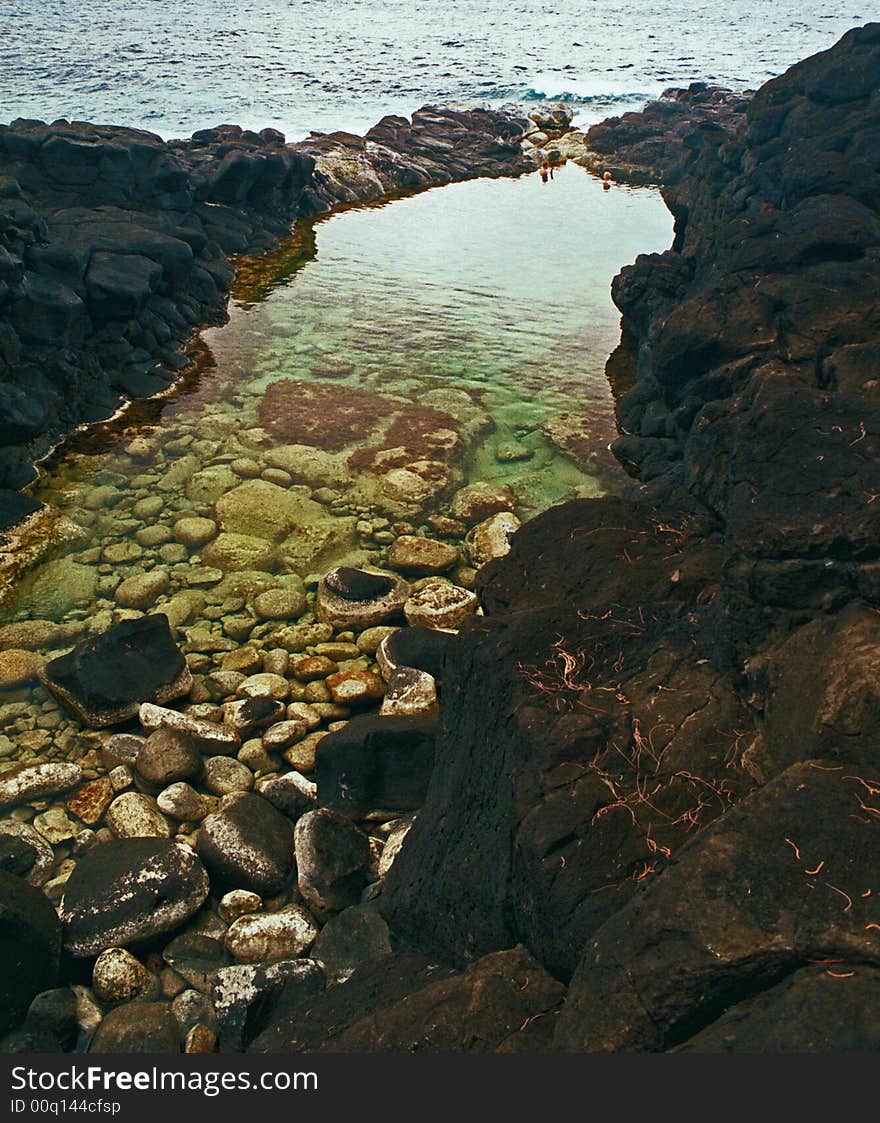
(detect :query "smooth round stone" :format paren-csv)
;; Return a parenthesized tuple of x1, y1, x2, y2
(208, 670, 246, 697)
(136, 729, 203, 788)
(253, 587, 306, 620)
(223, 905, 318, 964)
(0, 649, 44, 689)
(286, 702, 321, 731)
(464, 512, 521, 567)
(230, 458, 262, 479)
(217, 890, 263, 925)
(325, 671, 385, 707)
(0, 762, 82, 809)
(221, 647, 263, 675)
(101, 540, 143, 564)
(387, 535, 459, 575)
(294, 808, 371, 912)
(261, 649, 289, 677)
(203, 756, 254, 796)
(114, 569, 170, 610)
(261, 720, 308, 751)
(105, 793, 172, 839)
(33, 807, 77, 844)
(136, 525, 173, 548)
(403, 581, 479, 629)
(237, 674, 289, 701)
(356, 626, 399, 656)
(93, 947, 158, 1004)
(60, 839, 210, 958)
(88, 1002, 179, 1053)
(196, 791, 295, 896)
(133, 497, 164, 520)
(292, 655, 337, 682)
(157, 783, 216, 822)
(173, 517, 218, 549)
(260, 468, 292, 488)
(201, 533, 278, 573)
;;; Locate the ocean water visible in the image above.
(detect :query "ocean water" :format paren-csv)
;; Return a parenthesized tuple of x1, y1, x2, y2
(1, 1, 868, 141)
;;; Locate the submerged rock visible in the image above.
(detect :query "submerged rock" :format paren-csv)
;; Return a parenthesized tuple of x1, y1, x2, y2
(0, 871, 62, 1034)
(316, 713, 436, 818)
(317, 567, 410, 630)
(60, 839, 209, 957)
(196, 791, 295, 896)
(0, 761, 82, 810)
(294, 808, 373, 912)
(39, 614, 191, 728)
(403, 581, 478, 629)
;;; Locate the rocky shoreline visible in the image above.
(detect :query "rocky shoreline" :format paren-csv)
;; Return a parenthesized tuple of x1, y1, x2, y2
(1, 21, 878, 1054)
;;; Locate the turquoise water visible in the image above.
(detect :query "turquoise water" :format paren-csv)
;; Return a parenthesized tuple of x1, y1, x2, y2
(1, 1, 866, 140)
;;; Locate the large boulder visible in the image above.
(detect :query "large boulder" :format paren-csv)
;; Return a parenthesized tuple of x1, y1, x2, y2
(315, 713, 437, 818)
(39, 614, 191, 728)
(294, 810, 372, 912)
(196, 792, 295, 896)
(0, 872, 62, 1034)
(60, 839, 209, 957)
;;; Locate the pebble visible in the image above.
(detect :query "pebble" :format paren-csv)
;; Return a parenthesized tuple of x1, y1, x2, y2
(66, 777, 114, 825)
(282, 732, 325, 773)
(237, 740, 279, 775)
(221, 647, 263, 675)
(136, 525, 172, 548)
(203, 756, 254, 796)
(325, 671, 385, 707)
(114, 569, 170, 610)
(237, 673, 289, 701)
(464, 511, 521, 567)
(261, 649, 289, 677)
(222, 697, 285, 735)
(387, 535, 459, 575)
(253, 587, 306, 620)
(0, 761, 82, 809)
(379, 667, 439, 717)
(171, 989, 217, 1034)
(157, 782, 216, 822)
(404, 581, 479, 629)
(0, 648, 44, 689)
(224, 905, 319, 963)
(93, 947, 158, 1004)
(261, 720, 308, 751)
(255, 771, 316, 819)
(108, 766, 134, 793)
(135, 729, 203, 788)
(173, 517, 218, 548)
(184, 1024, 218, 1053)
(356, 626, 399, 656)
(105, 792, 172, 839)
(218, 889, 263, 925)
(140, 703, 241, 754)
(292, 655, 337, 682)
(285, 702, 321, 731)
(33, 807, 78, 844)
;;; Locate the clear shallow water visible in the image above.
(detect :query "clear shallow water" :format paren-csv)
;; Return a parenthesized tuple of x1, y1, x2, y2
(4, 164, 671, 586)
(1, 1, 868, 140)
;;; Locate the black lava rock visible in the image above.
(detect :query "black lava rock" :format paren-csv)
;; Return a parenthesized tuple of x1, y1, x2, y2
(0, 871, 62, 1034)
(315, 713, 436, 818)
(39, 614, 192, 728)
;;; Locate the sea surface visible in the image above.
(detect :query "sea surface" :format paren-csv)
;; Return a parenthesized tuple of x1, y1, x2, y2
(1, 1, 869, 141)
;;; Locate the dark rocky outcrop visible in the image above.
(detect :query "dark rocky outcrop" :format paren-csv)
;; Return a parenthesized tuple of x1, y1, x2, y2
(0, 106, 529, 494)
(250, 945, 564, 1053)
(372, 23, 880, 1053)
